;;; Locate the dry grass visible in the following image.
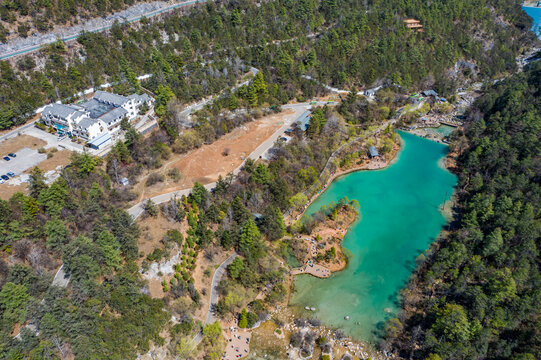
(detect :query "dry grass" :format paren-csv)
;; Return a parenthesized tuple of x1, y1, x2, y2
(0, 182, 28, 200)
(0, 134, 46, 154)
(246, 320, 289, 360)
(37, 149, 72, 172)
(137, 213, 187, 260)
(131, 110, 292, 203)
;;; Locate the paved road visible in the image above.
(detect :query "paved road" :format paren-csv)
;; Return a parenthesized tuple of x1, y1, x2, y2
(0, 120, 38, 143)
(205, 253, 238, 325)
(301, 75, 382, 99)
(184, 252, 237, 350)
(51, 264, 70, 288)
(0, 0, 208, 60)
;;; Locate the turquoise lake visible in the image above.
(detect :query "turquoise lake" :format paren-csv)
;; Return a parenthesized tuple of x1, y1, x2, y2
(290, 132, 457, 342)
(524, 6, 541, 38)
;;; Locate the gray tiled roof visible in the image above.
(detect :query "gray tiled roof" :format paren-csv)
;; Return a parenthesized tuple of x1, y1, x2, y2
(94, 90, 129, 106)
(79, 98, 115, 118)
(128, 93, 152, 103)
(99, 107, 128, 125)
(369, 146, 379, 157)
(138, 93, 152, 103)
(296, 110, 311, 131)
(42, 103, 80, 119)
(422, 90, 438, 97)
(76, 117, 98, 129)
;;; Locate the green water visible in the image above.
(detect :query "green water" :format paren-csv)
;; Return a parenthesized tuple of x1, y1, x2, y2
(424, 124, 456, 137)
(290, 132, 457, 342)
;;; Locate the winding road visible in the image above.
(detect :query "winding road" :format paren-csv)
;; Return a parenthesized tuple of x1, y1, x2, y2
(204, 253, 238, 326)
(186, 252, 237, 349)
(0, 0, 208, 60)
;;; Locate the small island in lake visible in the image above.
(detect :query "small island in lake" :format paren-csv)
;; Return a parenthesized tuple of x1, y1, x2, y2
(289, 198, 359, 278)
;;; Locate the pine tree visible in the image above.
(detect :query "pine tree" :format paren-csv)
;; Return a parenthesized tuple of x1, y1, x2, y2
(238, 308, 248, 328)
(239, 219, 260, 255)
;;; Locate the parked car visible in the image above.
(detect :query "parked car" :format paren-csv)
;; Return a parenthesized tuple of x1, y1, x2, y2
(0, 179, 4, 184)
(8, 153, 16, 157)
(7, 172, 15, 177)
(1, 175, 8, 181)
(2, 156, 10, 161)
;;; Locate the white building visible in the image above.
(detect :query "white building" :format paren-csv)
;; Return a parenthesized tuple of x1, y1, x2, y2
(41, 91, 153, 141)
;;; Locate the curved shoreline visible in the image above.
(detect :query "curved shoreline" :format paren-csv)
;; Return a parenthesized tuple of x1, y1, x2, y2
(288, 135, 403, 279)
(290, 133, 404, 224)
(289, 131, 456, 280)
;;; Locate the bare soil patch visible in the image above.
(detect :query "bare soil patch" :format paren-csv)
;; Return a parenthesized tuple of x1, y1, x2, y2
(133, 110, 292, 202)
(137, 213, 187, 260)
(0, 134, 46, 154)
(0, 182, 27, 200)
(37, 150, 72, 172)
(137, 214, 187, 299)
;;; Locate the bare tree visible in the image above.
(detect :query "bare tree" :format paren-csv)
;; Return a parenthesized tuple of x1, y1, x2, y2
(13, 239, 32, 261)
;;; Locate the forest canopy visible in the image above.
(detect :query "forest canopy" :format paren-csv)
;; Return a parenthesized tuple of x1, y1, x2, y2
(0, 0, 535, 129)
(387, 60, 541, 360)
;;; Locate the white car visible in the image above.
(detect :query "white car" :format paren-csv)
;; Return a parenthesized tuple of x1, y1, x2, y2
(0, 179, 4, 184)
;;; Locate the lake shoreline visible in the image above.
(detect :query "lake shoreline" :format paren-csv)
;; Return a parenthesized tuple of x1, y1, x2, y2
(249, 132, 456, 359)
(290, 204, 358, 278)
(289, 130, 458, 280)
(288, 133, 402, 226)
(288, 132, 457, 344)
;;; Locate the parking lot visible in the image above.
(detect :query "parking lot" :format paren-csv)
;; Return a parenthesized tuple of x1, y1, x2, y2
(23, 127, 85, 153)
(0, 125, 83, 189)
(0, 148, 47, 182)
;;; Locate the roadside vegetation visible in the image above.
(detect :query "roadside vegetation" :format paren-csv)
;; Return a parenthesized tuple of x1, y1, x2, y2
(0, 0, 534, 130)
(0, 0, 148, 41)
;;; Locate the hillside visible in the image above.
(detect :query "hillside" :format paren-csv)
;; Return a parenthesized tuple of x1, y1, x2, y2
(0, 1, 539, 360)
(0, 0, 153, 42)
(386, 61, 541, 359)
(0, 0, 536, 130)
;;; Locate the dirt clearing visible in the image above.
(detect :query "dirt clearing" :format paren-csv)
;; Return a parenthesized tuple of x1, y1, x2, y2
(133, 110, 293, 202)
(36, 150, 72, 172)
(0, 134, 46, 154)
(0, 182, 27, 200)
(137, 214, 187, 260)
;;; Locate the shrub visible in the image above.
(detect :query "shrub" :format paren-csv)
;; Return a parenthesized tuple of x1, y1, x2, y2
(167, 167, 181, 182)
(146, 172, 165, 186)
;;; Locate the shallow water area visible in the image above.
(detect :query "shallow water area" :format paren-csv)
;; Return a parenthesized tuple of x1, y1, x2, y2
(423, 124, 456, 138)
(523, 6, 541, 38)
(290, 132, 457, 342)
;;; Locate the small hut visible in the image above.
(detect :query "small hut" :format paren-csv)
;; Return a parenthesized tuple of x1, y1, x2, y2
(368, 146, 379, 158)
(404, 19, 423, 31)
